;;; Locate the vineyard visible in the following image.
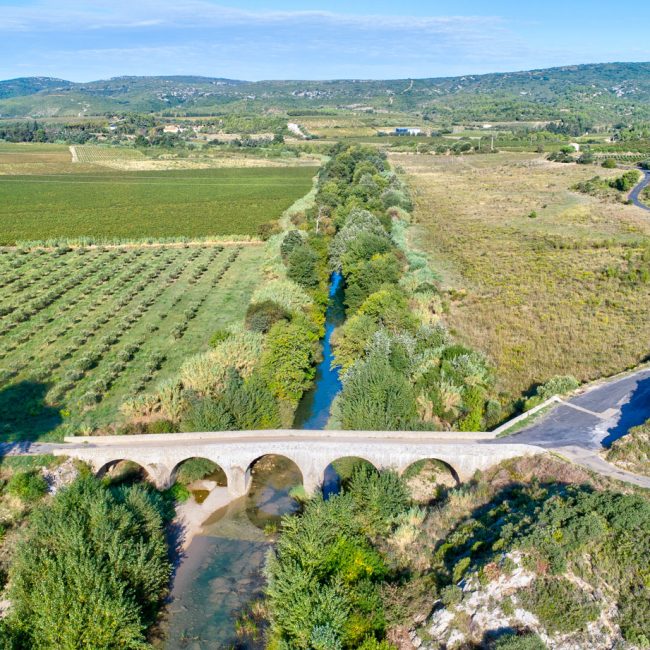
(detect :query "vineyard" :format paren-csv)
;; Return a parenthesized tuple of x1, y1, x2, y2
(0, 166, 316, 244)
(73, 145, 146, 163)
(0, 243, 264, 441)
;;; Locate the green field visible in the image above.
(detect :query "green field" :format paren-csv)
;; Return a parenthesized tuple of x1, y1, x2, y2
(0, 243, 264, 440)
(0, 166, 315, 244)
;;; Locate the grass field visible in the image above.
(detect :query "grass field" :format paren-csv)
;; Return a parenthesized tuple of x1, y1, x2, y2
(0, 243, 265, 441)
(392, 152, 650, 406)
(0, 166, 315, 244)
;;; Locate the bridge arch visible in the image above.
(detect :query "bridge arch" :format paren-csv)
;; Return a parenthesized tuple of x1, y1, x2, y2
(241, 453, 304, 497)
(322, 456, 379, 497)
(170, 457, 227, 487)
(96, 459, 169, 488)
(400, 458, 460, 503)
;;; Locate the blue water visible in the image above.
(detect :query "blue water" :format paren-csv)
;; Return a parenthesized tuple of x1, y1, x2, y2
(162, 274, 347, 648)
(292, 272, 345, 429)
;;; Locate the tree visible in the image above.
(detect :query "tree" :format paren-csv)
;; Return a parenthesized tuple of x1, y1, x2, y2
(339, 356, 418, 430)
(7, 477, 170, 649)
(287, 244, 319, 288)
(261, 319, 318, 406)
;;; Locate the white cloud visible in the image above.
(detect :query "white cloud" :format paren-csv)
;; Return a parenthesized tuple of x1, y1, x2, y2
(0, 0, 505, 34)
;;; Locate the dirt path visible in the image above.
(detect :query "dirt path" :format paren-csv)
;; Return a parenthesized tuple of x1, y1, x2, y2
(68, 145, 78, 163)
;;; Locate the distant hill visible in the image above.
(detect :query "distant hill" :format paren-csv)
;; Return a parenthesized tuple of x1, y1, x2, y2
(1, 62, 650, 122)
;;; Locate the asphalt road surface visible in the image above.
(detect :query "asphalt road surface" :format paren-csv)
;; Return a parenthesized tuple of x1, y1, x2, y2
(629, 169, 650, 211)
(502, 368, 650, 451)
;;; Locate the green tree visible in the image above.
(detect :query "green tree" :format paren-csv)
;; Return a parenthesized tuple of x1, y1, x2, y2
(261, 319, 318, 405)
(339, 356, 418, 430)
(7, 477, 170, 649)
(287, 244, 320, 288)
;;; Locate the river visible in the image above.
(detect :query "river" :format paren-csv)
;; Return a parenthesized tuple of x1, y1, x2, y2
(161, 273, 345, 649)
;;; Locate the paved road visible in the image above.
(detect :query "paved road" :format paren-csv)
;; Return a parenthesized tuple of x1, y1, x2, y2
(629, 169, 650, 211)
(500, 367, 650, 487)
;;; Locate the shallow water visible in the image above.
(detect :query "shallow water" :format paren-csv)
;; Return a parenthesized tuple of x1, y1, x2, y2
(162, 458, 302, 649)
(163, 273, 345, 648)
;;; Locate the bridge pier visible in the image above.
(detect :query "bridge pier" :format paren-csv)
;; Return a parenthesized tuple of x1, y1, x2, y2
(225, 465, 250, 498)
(302, 469, 323, 496)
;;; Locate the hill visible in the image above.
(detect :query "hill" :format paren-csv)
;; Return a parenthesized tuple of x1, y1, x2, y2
(1, 62, 650, 122)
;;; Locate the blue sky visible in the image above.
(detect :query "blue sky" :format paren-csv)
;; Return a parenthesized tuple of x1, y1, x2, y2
(0, 0, 649, 81)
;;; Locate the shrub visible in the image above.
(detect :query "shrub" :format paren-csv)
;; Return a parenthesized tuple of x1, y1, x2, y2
(601, 158, 617, 169)
(286, 244, 320, 288)
(280, 230, 304, 259)
(524, 375, 579, 410)
(440, 584, 463, 607)
(245, 300, 291, 333)
(6, 477, 170, 648)
(332, 314, 379, 374)
(175, 458, 220, 485)
(491, 632, 547, 649)
(180, 396, 235, 432)
(7, 470, 48, 502)
(339, 356, 418, 430)
(260, 319, 318, 406)
(518, 577, 600, 634)
(147, 419, 177, 434)
(610, 170, 641, 192)
(209, 329, 231, 347)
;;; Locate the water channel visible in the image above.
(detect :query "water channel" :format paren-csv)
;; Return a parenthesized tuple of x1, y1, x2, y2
(162, 273, 346, 649)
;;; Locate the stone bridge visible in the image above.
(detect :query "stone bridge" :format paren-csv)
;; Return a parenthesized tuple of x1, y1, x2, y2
(52, 430, 544, 496)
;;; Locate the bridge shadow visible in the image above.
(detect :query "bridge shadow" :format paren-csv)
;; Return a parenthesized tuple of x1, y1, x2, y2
(0, 380, 62, 450)
(600, 375, 650, 447)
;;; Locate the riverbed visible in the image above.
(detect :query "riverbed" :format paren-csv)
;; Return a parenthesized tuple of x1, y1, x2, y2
(161, 273, 345, 649)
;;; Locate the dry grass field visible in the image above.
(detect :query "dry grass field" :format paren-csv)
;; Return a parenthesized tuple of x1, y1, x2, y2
(392, 152, 650, 405)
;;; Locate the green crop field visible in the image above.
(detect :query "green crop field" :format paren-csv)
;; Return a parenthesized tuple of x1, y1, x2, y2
(0, 166, 316, 244)
(0, 243, 264, 441)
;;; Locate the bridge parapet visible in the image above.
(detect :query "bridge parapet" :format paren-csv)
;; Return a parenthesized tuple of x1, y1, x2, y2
(54, 430, 544, 496)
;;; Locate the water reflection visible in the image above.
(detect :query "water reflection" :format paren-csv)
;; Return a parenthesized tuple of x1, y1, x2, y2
(162, 457, 302, 649)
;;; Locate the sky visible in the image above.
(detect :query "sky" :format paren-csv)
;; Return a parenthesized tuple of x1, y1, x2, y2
(0, 0, 649, 82)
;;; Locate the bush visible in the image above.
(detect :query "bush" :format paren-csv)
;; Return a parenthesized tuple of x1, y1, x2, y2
(601, 158, 617, 169)
(265, 466, 407, 649)
(518, 577, 600, 634)
(286, 244, 320, 288)
(280, 230, 304, 259)
(610, 170, 641, 192)
(524, 375, 579, 410)
(6, 477, 170, 648)
(7, 470, 48, 502)
(260, 319, 318, 406)
(209, 329, 231, 347)
(491, 632, 547, 649)
(175, 458, 220, 485)
(339, 356, 418, 430)
(440, 584, 463, 607)
(147, 419, 177, 434)
(180, 396, 235, 432)
(245, 300, 291, 333)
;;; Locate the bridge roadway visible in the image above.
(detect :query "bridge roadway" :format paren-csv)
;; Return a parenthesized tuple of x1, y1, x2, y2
(51, 430, 543, 496)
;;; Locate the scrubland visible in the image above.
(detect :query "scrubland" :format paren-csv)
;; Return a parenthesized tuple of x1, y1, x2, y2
(392, 152, 650, 404)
